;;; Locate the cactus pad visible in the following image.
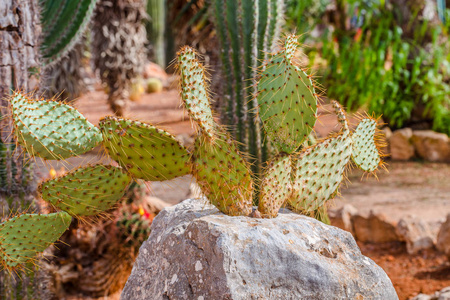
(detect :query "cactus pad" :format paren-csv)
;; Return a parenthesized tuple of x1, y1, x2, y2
(99, 116, 190, 181)
(352, 118, 381, 172)
(39, 164, 131, 216)
(257, 35, 318, 154)
(0, 212, 71, 269)
(289, 131, 352, 213)
(192, 131, 253, 216)
(258, 154, 292, 218)
(10, 92, 102, 160)
(177, 46, 216, 139)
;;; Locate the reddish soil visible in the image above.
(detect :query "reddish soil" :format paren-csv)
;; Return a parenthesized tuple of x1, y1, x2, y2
(359, 242, 450, 300)
(56, 86, 450, 299)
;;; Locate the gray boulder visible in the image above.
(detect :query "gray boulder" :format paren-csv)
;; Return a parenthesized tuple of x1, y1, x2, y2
(121, 199, 398, 300)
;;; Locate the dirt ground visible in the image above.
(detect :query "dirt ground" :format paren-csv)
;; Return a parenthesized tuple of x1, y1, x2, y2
(42, 87, 450, 299)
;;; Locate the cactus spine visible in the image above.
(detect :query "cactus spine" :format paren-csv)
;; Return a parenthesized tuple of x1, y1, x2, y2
(210, 0, 286, 173)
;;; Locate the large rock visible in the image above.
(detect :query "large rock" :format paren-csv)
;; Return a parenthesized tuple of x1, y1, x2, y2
(352, 211, 399, 243)
(390, 128, 415, 160)
(437, 214, 450, 260)
(121, 199, 398, 300)
(411, 130, 450, 162)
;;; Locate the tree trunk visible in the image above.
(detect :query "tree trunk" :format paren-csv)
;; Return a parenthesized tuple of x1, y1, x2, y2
(0, 0, 39, 208)
(0, 1, 44, 298)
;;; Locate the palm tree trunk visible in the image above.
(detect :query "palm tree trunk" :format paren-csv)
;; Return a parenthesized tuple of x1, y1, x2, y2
(0, 1, 45, 298)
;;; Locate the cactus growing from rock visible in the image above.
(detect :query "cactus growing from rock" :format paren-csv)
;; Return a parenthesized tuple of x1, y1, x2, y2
(2, 34, 385, 271)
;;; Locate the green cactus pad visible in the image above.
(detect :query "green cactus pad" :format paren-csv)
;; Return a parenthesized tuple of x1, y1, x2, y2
(289, 130, 352, 213)
(10, 92, 102, 160)
(99, 116, 190, 181)
(177, 46, 216, 139)
(257, 35, 318, 154)
(192, 131, 253, 216)
(352, 118, 381, 172)
(0, 212, 71, 269)
(39, 164, 131, 216)
(258, 154, 292, 218)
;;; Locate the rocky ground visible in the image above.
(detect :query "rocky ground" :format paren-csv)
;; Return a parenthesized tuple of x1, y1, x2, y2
(38, 86, 450, 300)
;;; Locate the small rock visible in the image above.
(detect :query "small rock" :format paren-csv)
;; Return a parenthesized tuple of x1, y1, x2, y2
(411, 130, 450, 162)
(390, 128, 415, 160)
(144, 196, 171, 213)
(175, 133, 195, 148)
(437, 214, 450, 260)
(396, 216, 436, 254)
(352, 211, 399, 243)
(411, 287, 450, 300)
(410, 294, 432, 300)
(187, 182, 203, 199)
(121, 199, 398, 299)
(146, 78, 163, 93)
(142, 62, 169, 81)
(329, 204, 358, 235)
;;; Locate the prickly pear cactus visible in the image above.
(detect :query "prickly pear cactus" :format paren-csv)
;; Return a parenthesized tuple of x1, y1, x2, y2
(257, 34, 318, 154)
(10, 92, 102, 160)
(288, 101, 352, 213)
(258, 154, 292, 218)
(0, 212, 71, 269)
(177, 46, 216, 140)
(99, 117, 191, 181)
(3, 33, 387, 274)
(39, 165, 131, 216)
(192, 131, 253, 216)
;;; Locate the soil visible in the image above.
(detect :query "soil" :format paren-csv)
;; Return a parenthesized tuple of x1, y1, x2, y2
(39, 85, 450, 299)
(359, 242, 450, 300)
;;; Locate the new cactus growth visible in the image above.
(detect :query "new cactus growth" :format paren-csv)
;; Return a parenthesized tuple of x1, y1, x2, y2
(352, 118, 382, 172)
(2, 34, 386, 271)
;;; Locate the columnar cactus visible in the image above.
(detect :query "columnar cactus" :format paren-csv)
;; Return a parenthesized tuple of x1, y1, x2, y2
(40, 0, 98, 65)
(210, 0, 286, 173)
(1, 34, 385, 272)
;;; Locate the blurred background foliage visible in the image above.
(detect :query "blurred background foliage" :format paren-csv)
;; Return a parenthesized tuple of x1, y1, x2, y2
(285, 0, 450, 134)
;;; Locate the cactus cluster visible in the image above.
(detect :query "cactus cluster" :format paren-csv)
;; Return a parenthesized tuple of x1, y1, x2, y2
(1, 34, 384, 271)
